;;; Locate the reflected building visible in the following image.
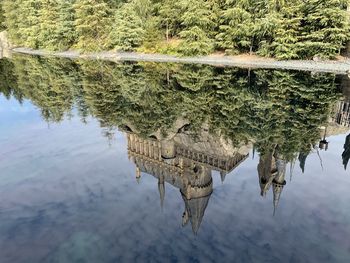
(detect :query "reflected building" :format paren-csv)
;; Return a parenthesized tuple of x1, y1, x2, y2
(331, 76, 350, 127)
(332, 100, 350, 127)
(328, 74, 350, 128)
(126, 132, 249, 234)
(332, 80, 350, 168)
(257, 147, 287, 215)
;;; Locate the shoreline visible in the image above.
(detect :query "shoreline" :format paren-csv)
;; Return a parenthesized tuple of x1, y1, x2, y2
(10, 47, 350, 74)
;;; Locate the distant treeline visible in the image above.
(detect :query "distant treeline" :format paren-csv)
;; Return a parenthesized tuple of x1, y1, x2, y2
(0, 0, 350, 59)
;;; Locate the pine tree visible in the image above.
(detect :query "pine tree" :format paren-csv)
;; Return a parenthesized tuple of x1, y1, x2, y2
(299, 0, 350, 59)
(110, 2, 145, 51)
(216, 7, 254, 54)
(158, 0, 182, 41)
(132, 0, 152, 25)
(262, 3, 303, 59)
(73, 0, 112, 51)
(2, 0, 22, 45)
(142, 16, 163, 51)
(56, 0, 77, 50)
(177, 0, 217, 56)
(17, 0, 41, 48)
(38, 0, 60, 50)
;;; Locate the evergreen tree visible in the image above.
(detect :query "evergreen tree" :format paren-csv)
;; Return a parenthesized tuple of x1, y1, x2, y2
(17, 0, 41, 48)
(177, 0, 217, 56)
(56, 0, 77, 50)
(216, 6, 254, 54)
(73, 0, 112, 51)
(38, 0, 60, 50)
(261, 2, 303, 59)
(132, 0, 153, 25)
(110, 2, 145, 51)
(141, 16, 163, 51)
(0, 58, 20, 101)
(158, 0, 182, 41)
(0, 0, 349, 59)
(2, 0, 23, 45)
(299, 0, 350, 59)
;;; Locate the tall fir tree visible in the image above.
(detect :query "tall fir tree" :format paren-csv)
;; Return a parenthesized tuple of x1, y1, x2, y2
(17, 0, 41, 48)
(38, 0, 60, 50)
(299, 0, 350, 59)
(157, 0, 182, 41)
(73, 0, 112, 51)
(110, 2, 145, 51)
(216, 7, 254, 54)
(2, 0, 22, 45)
(262, 2, 303, 59)
(177, 0, 217, 56)
(56, 0, 77, 50)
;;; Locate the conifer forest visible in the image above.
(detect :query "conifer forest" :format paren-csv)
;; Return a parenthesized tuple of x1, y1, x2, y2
(1, 0, 350, 59)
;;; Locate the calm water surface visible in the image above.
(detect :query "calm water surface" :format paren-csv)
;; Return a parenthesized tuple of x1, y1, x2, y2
(0, 55, 350, 263)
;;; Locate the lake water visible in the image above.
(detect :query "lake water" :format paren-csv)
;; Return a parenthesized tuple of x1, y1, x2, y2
(1, 54, 350, 263)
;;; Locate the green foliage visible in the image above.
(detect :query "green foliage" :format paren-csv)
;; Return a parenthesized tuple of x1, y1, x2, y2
(74, 0, 112, 51)
(216, 7, 254, 54)
(0, 58, 21, 101)
(110, 2, 145, 51)
(0, 2, 6, 31)
(258, 4, 302, 59)
(37, 0, 61, 50)
(140, 16, 163, 51)
(55, 0, 77, 50)
(1, 0, 349, 58)
(2, 1, 22, 44)
(157, 0, 182, 40)
(0, 54, 342, 160)
(298, 0, 350, 59)
(18, 0, 41, 48)
(177, 0, 217, 55)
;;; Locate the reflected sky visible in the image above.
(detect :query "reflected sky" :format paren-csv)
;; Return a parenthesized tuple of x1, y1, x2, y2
(1, 56, 350, 263)
(1, 97, 350, 263)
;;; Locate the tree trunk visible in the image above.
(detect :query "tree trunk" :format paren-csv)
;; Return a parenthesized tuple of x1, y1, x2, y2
(166, 22, 169, 42)
(250, 39, 254, 55)
(167, 69, 170, 86)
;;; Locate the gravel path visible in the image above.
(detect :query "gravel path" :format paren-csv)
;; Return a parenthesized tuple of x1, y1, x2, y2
(11, 47, 350, 74)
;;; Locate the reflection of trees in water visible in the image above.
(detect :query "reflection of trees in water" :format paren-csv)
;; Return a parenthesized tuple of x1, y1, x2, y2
(0, 54, 343, 161)
(0, 56, 80, 122)
(2, 55, 348, 234)
(0, 58, 22, 102)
